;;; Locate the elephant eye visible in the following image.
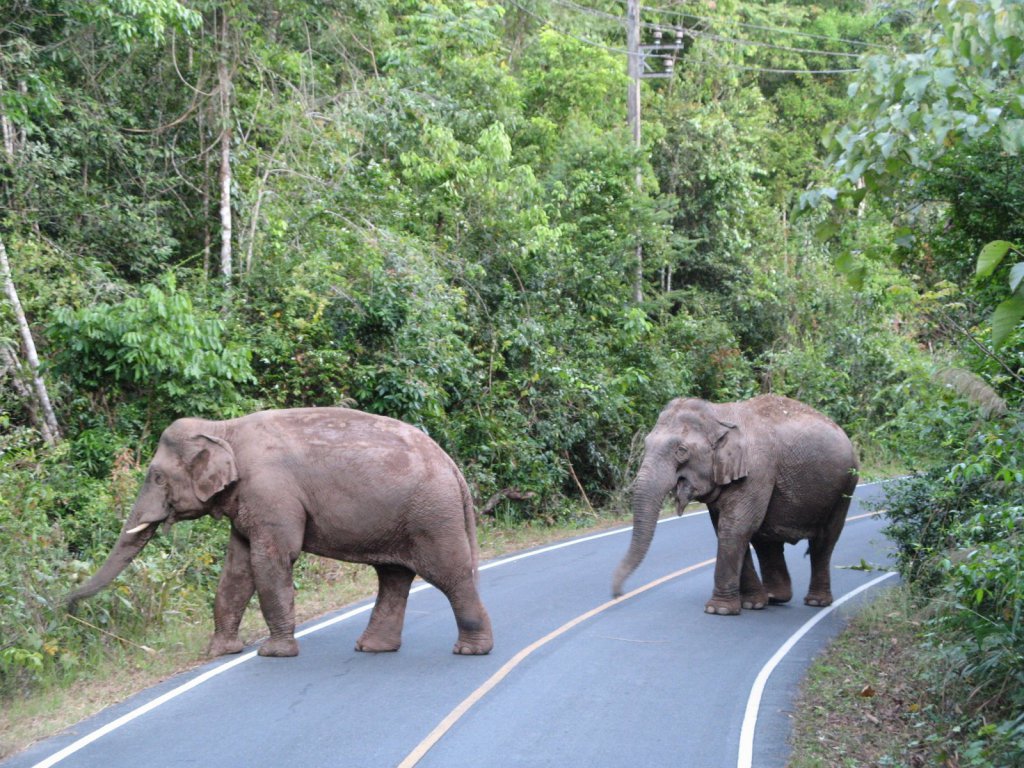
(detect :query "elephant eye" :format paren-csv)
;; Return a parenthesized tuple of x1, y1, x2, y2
(674, 444, 689, 462)
(152, 470, 167, 486)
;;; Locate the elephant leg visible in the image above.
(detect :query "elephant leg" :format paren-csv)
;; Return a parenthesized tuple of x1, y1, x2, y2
(805, 495, 851, 607)
(804, 535, 837, 606)
(753, 539, 792, 604)
(706, 509, 753, 613)
(356, 565, 415, 653)
(250, 516, 304, 657)
(208, 528, 256, 657)
(418, 559, 493, 655)
(706, 541, 744, 615)
(739, 547, 768, 610)
(444, 575, 493, 655)
(705, 496, 769, 616)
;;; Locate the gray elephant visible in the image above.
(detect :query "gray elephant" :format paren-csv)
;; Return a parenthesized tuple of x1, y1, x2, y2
(67, 408, 493, 657)
(612, 395, 858, 615)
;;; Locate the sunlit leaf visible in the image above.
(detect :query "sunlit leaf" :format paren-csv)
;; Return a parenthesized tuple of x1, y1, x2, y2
(976, 240, 1014, 278)
(990, 293, 1024, 348)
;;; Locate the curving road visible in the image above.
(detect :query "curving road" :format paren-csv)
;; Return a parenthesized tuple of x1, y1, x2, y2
(4, 482, 896, 768)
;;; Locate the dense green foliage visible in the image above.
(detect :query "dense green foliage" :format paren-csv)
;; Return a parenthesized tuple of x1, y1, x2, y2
(1, 1, 1021, 758)
(825, 3, 1024, 764)
(883, 424, 1024, 766)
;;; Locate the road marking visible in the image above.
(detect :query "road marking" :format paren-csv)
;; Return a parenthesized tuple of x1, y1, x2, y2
(736, 507, 896, 768)
(397, 499, 889, 768)
(28, 512, 704, 768)
(29, 482, 885, 767)
(479, 506, 705, 572)
(396, 557, 718, 768)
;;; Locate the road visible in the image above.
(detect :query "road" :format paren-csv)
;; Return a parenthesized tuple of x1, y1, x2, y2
(4, 482, 896, 768)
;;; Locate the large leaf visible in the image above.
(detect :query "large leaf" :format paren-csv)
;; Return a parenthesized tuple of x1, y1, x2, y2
(991, 293, 1024, 349)
(1010, 262, 1024, 294)
(976, 240, 1015, 278)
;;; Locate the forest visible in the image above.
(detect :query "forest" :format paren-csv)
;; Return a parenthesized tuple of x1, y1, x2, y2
(1, 0, 1022, 764)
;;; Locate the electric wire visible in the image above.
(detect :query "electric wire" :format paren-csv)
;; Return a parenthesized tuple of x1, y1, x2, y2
(612, 0, 889, 50)
(548, 0, 864, 58)
(505, 0, 863, 75)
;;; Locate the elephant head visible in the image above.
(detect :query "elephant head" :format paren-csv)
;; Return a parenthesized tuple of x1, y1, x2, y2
(612, 398, 747, 597)
(67, 421, 238, 611)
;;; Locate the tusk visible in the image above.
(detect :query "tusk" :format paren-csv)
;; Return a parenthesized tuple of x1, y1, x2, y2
(125, 523, 151, 535)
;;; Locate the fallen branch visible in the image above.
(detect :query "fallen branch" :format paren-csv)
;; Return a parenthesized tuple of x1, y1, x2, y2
(480, 488, 536, 517)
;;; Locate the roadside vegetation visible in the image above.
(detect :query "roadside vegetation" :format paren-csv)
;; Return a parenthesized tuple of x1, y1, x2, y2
(1, 0, 1021, 762)
(791, 425, 1024, 767)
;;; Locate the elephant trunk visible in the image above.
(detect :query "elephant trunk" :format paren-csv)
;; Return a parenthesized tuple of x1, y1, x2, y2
(66, 517, 159, 612)
(612, 461, 686, 597)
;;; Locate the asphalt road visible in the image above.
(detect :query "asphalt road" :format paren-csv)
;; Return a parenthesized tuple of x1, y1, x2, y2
(5, 482, 897, 768)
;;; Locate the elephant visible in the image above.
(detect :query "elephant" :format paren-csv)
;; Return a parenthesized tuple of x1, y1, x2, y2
(612, 395, 858, 615)
(67, 408, 493, 657)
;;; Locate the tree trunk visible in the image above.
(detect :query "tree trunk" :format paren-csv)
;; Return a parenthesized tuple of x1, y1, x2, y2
(0, 236, 61, 445)
(0, 77, 24, 160)
(217, 8, 234, 281)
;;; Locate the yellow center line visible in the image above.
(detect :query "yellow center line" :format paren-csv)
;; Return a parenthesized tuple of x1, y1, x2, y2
(397, 557, 717, 768)
(400, 507, 882, 767)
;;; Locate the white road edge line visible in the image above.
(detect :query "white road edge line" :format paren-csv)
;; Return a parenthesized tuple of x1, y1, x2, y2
(736, 569, 898, 768)
(29, 513, 703, 768)
(32, 482, 885, 768)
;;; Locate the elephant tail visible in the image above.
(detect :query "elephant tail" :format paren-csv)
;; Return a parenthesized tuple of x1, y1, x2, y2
(450, 456, 481, 579)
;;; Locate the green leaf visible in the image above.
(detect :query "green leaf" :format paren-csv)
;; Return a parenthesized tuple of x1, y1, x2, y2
(991, 293, 1024, 348)
(1010, 263, 1024, 294)
(905, 73, 931, 99)
(893, 227, 916, 249)
(976, 240, 1014, 278)
(933, 67, 957, 90)
(815, 220, 841, 241)
(1000, 120, 1024, 154)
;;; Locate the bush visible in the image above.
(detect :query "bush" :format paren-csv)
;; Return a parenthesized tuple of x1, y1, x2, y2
(0, 430, 227, 697)
(883, 420, 1024, 767)
(49, 272, 256, 428)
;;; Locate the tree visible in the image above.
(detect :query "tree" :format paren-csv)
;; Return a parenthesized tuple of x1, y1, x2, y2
(0, 237, 61, 444)
(809, 0, 1024, 345)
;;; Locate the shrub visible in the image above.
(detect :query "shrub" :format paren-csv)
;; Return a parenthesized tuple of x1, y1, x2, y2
(883, 420, 1024, 767)
(49, 272, 255, 427)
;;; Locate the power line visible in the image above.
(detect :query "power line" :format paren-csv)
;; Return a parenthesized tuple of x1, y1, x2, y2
(621, 0, 888, 50)
(541, 0, 865, 66)
(685, 28, 861, 59)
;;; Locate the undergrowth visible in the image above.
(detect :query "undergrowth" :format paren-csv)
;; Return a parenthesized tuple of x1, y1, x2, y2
(793, 420, 1024, 768)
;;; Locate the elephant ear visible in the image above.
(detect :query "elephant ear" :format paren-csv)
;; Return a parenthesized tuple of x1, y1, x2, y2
(711, 419, 747, 486)
(188, 435, 238, 503)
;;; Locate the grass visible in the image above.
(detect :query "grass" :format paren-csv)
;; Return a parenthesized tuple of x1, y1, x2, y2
(788, 585, 929, 768)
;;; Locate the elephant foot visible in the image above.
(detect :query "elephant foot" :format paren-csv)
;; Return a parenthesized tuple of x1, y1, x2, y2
(704, 598, 741, 616)
(452, 635, 493, 655)
(258, 637, 299, 657)
(354, 634, 402, 653)
(804, 592, 834, 607)
(207, 634, 245, 657)
(741, 593, 768, 610)
(767, 590, 793, 604)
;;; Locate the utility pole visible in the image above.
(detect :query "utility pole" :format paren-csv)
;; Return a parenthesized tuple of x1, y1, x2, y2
(627, 19, 684, 302)
(627, 0, 643, 303)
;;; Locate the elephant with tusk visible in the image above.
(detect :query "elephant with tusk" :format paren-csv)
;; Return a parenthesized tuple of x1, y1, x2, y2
(67, 407, 493, 658)
(612, 395, 858, 615)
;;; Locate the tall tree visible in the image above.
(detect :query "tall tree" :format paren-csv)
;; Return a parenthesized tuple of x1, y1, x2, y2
(217, 6, 234, 281)
(0, 237, 60, 444)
